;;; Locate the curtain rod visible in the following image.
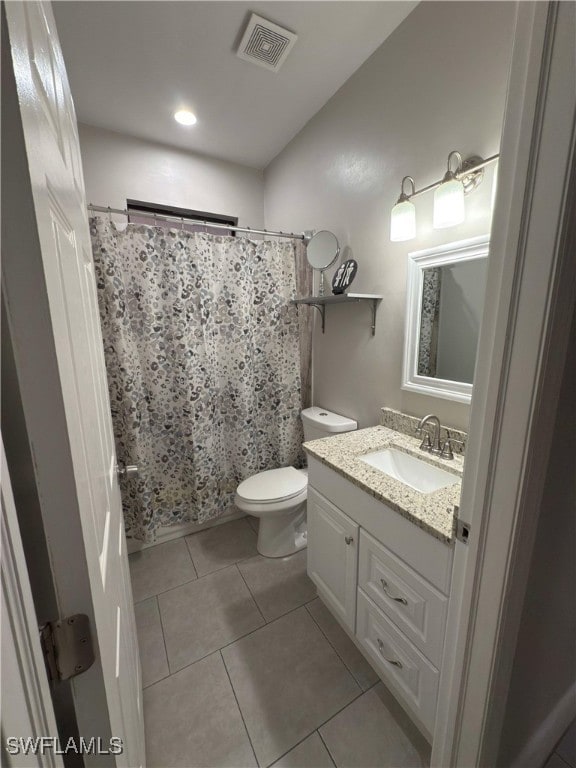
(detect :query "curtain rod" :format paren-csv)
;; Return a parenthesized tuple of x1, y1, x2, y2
(87, 204, 306, 241)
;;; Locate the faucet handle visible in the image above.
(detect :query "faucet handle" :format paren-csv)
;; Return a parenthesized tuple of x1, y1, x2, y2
(440, 430, 454, 460)
(419, 430, 432, 452)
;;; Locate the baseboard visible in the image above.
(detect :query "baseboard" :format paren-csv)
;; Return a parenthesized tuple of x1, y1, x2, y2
(126, 509, 247, 554)
(511, 682, 576, 768)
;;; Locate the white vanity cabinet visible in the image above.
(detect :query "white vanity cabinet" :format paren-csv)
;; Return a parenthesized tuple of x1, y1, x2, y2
(307, 488, 359, 631)
(306, 456, 454, 739)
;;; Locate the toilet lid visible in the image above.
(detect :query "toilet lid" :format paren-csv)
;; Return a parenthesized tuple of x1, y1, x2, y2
(236, 467, 307, 503)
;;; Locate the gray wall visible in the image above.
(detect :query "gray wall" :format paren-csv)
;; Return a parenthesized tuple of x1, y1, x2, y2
(264, 1, 516, 430)
(497, 308, 576, 766)
(79, 123, 265, 228)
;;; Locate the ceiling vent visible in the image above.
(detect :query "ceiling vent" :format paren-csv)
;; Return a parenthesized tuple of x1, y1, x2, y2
(236, 13, 297, 73)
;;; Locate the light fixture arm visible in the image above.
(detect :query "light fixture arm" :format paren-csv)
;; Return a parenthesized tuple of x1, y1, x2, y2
(445, 150, 463, 180)
(406, 151, 498, 199)
(398, 175, 416, 203)
(390, 151, 499, 242)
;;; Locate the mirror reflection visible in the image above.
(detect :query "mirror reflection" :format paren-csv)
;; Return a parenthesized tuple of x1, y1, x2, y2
(417, 259, 487, 384)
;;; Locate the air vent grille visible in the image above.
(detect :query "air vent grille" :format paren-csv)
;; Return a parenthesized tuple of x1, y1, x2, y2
(237, 14, 297, 73)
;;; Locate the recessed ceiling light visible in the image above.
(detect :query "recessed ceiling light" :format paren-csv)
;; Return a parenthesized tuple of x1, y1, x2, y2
(174, 110, 197, 126)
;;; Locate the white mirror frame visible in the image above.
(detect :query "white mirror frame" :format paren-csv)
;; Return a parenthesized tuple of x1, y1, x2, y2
(402, 234, 490, 404)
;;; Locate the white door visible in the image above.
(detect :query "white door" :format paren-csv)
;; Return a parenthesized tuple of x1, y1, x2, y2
(307, 488, 359, 631)
(3, 3, 144, 765)
(1, 440, 63, 768)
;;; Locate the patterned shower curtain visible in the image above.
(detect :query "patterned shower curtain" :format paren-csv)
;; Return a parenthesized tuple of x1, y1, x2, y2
(90, 217, 308, 542)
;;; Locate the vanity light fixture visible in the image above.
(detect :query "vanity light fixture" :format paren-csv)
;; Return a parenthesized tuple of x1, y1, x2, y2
(174, 109, 197, 126)
(390, 176, 416, 242)
(433, 151, 465, 229)
(390, 151, 499, 242)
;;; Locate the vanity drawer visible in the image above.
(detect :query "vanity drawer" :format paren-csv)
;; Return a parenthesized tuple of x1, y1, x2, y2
(356, 590, 439, 737)
(358, 530, 448, 666)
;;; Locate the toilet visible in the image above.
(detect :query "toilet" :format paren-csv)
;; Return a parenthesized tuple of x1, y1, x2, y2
(235, 406, 357, 557)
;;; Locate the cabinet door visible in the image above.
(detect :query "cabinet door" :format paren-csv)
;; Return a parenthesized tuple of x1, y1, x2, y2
(307, 488, 359, 631)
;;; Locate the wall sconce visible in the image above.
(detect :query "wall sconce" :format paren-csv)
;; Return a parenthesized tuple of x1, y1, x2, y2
(390, 176, 416, 242)
(390, 151, 499, 242)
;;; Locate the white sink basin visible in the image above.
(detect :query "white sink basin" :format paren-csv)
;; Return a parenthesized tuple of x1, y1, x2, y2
(359, 448, 459, 494)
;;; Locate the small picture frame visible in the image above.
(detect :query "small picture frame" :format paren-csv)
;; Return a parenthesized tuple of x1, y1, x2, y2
(332, 259, 358, 294)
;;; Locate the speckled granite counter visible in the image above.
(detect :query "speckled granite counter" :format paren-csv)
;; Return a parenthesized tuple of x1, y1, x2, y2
(304, 426, 463, 544)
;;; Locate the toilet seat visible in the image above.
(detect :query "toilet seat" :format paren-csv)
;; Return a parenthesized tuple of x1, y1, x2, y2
(236, 466, 307, 504)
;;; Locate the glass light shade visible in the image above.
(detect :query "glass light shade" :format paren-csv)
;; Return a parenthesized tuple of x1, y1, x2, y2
(433, 178, 465, 228)
(174, 110, 197, 126)
(390, 199, 416, 241)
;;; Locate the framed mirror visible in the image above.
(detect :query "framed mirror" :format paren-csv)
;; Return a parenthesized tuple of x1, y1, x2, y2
(402, 235, 489, 403)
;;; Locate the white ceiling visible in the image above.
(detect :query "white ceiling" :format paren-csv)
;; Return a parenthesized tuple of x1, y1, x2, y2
(53, 1, 418, 169)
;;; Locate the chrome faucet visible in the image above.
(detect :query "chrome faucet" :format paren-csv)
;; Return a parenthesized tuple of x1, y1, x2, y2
(417, 414, 443, 455)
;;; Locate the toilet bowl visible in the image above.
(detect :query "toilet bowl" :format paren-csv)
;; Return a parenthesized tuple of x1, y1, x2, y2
(235, 407, 357, 558)
(236, 467, 308, 558)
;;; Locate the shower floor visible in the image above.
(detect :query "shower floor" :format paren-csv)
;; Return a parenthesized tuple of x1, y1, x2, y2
(129, 516, 430, 768)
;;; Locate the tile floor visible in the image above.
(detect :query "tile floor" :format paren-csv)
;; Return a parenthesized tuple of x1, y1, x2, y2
(545, 720, 576, 768)
(129, 517, 431, 768)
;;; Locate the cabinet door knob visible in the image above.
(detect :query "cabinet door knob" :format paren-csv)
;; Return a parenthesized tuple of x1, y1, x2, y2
(376, 638, 403, 668)
(380, 579, 408, 605)
(345, 536, 354, 545)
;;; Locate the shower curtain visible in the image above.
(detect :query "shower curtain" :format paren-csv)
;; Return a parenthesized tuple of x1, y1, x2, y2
(90, 217, 311, 541)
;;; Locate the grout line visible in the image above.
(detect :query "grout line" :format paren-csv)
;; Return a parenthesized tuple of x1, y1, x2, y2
(133, 572, 200, 604)
(264, 731, 318, 768)
(143, 594, 370, 692)
(191, 552, 259, 580)
(235, 564, 267, 624)
(136, 555, 260, 604)
(142, 600, 318, 690)
(183, 536, 199, 578)
(184, 519, 260, 578)
(305, 601, 368, 690)
(552, 754, 573, 768)
(154, 594, 172, 677)
(317, 729, 337, 768)
(315, 688, 365, 741)
(141, 590, 369, 767)
(144, 651, 367, 765)
(263, 729, 337, 768)
(264, 689, 366, 768)
(220, 650, 260, 767)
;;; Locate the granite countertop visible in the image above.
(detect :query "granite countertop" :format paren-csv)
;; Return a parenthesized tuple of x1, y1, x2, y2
(303, 426, 463, 544)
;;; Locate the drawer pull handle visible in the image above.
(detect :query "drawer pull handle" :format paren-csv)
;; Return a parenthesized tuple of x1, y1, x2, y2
(345, 536, 354, 545)
(380, 579, 408, 605)
(376, 638, 403, 668)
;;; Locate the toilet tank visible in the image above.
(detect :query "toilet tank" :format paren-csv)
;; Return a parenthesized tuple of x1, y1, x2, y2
(301, 406, 357, 442)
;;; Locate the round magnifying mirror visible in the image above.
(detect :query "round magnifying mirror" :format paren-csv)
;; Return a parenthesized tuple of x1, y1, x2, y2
(306, 230, 340, 270)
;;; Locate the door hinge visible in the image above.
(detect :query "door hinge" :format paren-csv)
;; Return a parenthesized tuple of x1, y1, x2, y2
(40, 614, 95, 683)
(453, 505, 471, 545)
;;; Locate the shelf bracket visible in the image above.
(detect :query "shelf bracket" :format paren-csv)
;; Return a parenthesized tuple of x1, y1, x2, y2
(370, 298, 378, 336)
(291, 294, 381, 336)
(309, 303, 326, 333)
